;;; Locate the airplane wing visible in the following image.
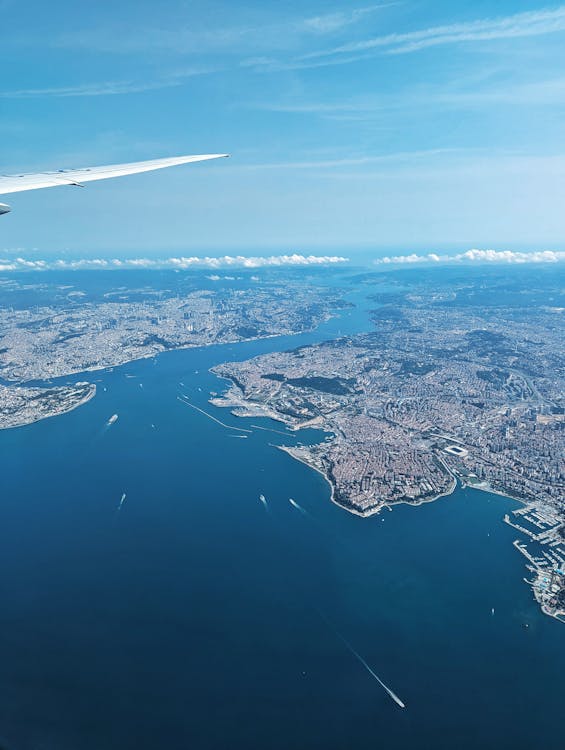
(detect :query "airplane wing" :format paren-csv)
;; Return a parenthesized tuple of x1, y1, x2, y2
(0, 153, 229, 196)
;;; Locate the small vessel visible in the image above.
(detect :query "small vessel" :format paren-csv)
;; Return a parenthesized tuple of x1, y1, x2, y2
(289, 498, 306, 514)
(108, 413, 118, 425)
(259, 494, 268, 509)
(491, 607, 495, 616)
(118, 493, 127, 510)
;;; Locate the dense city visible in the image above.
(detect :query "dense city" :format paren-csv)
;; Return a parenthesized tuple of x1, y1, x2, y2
(1, 267, 563, 619)
(213, 271, 565, 619)
(0, 275, 342, 427)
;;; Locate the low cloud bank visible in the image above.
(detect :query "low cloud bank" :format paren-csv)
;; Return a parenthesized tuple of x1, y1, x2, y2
(0, 253, 349, 272)
(375, 249, 565, 265)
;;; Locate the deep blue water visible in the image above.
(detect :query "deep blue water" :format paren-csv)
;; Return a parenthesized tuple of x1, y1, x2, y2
(0, 284, 564, 750)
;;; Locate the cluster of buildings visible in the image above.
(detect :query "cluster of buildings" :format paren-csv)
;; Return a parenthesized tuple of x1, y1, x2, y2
(0, 275, 341, 429)
(0, 381, 95, 429)
(213, 296, 563, 523)
(0, 280, 338, 384)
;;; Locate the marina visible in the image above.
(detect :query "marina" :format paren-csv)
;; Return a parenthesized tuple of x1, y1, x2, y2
(506, 504, 565, 620)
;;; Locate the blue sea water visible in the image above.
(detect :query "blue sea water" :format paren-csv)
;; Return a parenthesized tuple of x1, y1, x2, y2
(0, 277, 564, 750)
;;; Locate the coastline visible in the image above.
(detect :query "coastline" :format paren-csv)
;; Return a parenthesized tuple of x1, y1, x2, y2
(0, 382, 96, 431)
(278, 434, 564, 623)
(2, 308, 337, 388)
(278, 443, 459, 518)
(213, 382, 548, 520)
(0, 314, 334, 430)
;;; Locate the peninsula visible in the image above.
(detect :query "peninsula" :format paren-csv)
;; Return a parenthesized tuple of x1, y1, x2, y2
(212, 268, 565, 618)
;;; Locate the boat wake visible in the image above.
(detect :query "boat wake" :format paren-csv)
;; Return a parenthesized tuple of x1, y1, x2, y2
(319, 612, 406, 709)
(177, 395, 252, 434)
(289, 497, 309, 517)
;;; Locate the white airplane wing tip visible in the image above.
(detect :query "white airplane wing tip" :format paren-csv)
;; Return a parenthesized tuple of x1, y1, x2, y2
(0, 151, 230, 196)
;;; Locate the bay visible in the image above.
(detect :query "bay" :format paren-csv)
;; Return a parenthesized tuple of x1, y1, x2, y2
(0, 279, 563, 750)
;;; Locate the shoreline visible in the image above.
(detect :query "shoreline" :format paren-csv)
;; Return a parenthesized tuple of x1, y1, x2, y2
(5, 310, 337, 389)
(276, 433, 563, 623)
(0, 314, 335, 429)
(0, 382, 97, 431)
(278, 443, 460, 518)
(214, 382, 540, 517)
(214, 379, 465, 518)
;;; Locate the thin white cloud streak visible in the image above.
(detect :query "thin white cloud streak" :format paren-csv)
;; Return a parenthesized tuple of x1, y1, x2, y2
(250, 151, 565, 185)
(298, 5, 393, 34)
(375, 249, 565, 265)
(253, 76, 565, 116)
(240, 148, 463, 171)
(240, 52, 372, 72)
(299, 5, 565, 62)
(0, 68, 217, 99)
(54, 5, 391, 56)
(0, 254, 349, 272)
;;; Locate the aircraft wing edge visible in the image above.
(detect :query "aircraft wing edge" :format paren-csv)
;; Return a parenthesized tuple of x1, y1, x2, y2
(0, 153, 229, 195)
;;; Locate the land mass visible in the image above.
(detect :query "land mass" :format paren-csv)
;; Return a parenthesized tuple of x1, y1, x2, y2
(0, 273, 345, 428)
(212, 269, 565, 618)
(0, 381, 95, 429)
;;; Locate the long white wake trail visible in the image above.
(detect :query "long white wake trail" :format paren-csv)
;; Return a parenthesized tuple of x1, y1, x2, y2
(321, 614, 406, 709)
(177, 395, 252, 434)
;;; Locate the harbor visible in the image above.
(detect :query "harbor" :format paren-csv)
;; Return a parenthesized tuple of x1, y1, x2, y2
(505, 503, 565, 620)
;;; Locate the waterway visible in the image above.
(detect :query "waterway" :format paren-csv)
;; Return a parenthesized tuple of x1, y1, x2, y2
(0, 275, 563, 749)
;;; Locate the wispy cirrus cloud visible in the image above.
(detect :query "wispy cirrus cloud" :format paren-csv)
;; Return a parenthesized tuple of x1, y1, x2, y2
(250, 75, 565, 118)
(375, 249, 565, 265)
(240, 148, 465, 170)
(54, 5, 391, 56)
(300, 5, 565, 62)
(0, 67, 217, 99)
(0, 254, 349, 272)
(240, 52, 372, 72)
(296, 4, 394, 34)
(243, 6, 565, 71)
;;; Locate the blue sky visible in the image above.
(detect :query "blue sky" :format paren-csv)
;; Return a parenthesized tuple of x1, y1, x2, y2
(2, 0, 565, 257)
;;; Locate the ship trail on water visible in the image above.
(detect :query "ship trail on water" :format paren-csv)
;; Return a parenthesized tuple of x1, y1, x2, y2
(177, 395, 252, 434)
(319, 612, 406, 709)
(289, 498, 309, 517)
